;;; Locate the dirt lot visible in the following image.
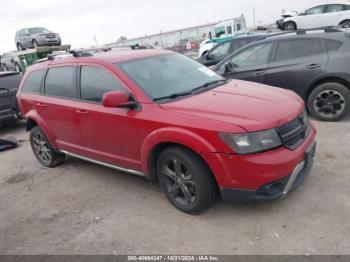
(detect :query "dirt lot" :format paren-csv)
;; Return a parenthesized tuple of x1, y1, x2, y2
(0, 116, 349, 255)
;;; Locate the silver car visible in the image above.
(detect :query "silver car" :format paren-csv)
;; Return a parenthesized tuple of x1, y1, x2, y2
(15, 27, 61, 51)
(1, 51, 21, 72)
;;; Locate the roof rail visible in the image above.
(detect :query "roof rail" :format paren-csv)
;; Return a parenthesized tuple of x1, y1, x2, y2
(70, 50, 93, 57)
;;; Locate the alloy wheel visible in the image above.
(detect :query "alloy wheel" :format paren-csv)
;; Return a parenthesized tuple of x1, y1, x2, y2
(161, 158, 197, 207)
(314, 90, 346, 118)
(341, 21, 350, 28)
(32, 132, 52, 164)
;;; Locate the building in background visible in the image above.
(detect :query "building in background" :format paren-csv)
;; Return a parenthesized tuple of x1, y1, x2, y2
(104, 17, 247, 53)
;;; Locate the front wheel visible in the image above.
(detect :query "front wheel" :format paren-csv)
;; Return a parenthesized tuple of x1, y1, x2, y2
(30, 127, 65, 167)
(33, 40, 39, 48)
(307, 82, 350, 121)
(157, 147, 217, 214)
(283, 21, 297, 31)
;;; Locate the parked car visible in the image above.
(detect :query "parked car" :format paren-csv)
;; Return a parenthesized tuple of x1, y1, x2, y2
(282, 3, 350, 30)
(17, 50, 316, 213)
(15, 27, 62, 51)
(213, 29, 350, 121)
(196, 33, 287, 67)
(1, 51, 22, 72)
(0, 72, 22, 125)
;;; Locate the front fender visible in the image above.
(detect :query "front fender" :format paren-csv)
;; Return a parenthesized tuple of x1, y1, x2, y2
(25, 110, 58, 149)
(140, 127, 217, 176)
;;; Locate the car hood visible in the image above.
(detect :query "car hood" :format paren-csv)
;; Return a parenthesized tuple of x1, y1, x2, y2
(160, 80, 304, 132)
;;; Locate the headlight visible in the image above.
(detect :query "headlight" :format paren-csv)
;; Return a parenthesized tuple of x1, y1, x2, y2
(219, 129, 282, 155)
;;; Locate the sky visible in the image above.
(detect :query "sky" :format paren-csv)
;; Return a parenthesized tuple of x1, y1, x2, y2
(0, 0, 329, 53)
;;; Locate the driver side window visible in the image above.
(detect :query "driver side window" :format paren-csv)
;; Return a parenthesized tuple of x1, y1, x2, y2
(305, 5, 326, 15)
(228, 42, 273, 68)
(209, 41, 231, 58)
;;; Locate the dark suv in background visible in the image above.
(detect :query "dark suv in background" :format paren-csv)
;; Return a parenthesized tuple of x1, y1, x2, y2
(214, 29, 350, 121)
(15, 27, 62, 51)
(197, 34, 286, 67)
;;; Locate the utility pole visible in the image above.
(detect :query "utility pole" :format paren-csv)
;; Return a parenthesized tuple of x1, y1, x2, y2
(253, 4, 256, 27)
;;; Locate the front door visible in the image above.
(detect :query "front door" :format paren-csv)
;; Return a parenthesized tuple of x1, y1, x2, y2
(74, 64, 141, 171)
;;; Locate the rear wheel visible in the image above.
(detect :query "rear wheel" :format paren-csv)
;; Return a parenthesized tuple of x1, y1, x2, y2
(30, 127, 65, 167)
(157, 146, 217, 214)
(283, 21, 297, 31)
(340, 20, 350, 28)
(307, 82, 350, 121)
(17, 43, 24, 51)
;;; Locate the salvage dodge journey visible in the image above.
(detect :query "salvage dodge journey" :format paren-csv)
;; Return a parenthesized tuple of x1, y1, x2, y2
(17, 50, 316, 213)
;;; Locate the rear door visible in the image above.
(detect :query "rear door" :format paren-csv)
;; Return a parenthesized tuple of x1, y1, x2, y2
(263, 38, 328, 98)
(217, 41, 275, 84)
(74, 64, 141, 171)
(323, 4, 349, 26)
(37, 65, 82, 153)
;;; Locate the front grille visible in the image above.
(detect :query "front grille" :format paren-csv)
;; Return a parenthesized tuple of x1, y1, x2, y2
(276, 111, 309, 150)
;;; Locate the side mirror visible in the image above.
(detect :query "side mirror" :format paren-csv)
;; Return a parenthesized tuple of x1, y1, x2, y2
(102, 91, 136, 109)
(224, 62, 238, 73)
(207, 54, 215, 60)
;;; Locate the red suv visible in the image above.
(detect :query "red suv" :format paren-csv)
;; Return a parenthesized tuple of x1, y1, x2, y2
(17, 50, 316, 213)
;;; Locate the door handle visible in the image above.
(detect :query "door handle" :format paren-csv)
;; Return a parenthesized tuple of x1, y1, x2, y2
(306, 63, 321, 70)
(76, 109, 89, 115)
(254, 69, 265, 75)
(36, 102, 47, 108)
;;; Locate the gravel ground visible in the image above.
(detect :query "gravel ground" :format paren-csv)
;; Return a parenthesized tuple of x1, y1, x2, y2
(0, 116, 349, 255)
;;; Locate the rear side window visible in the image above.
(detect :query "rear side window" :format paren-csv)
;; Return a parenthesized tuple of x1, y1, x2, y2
(275, 39, 324, 62)
(22, 70, 45, 93)
(346, 5, 350, 10)
(326, 4, 345, 13)
(80, 66, 125, 102)
(45, 66, 76, 98)
(325, 40, 343, 51)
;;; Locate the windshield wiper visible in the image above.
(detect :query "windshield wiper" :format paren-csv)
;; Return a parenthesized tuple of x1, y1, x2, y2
(153, 79, 229, 102)
(153, 90, 193, 101)
(191, 79, 229, 94)
(0, 87, 10, 92)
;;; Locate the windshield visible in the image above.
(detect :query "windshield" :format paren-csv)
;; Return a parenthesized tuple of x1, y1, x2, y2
(117, 53, 224, 101)
(28, 27, 50, 34)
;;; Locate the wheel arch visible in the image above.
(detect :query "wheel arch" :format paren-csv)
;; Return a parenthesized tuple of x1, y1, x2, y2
(25, 111, 58, 149)
(306, 76, 350, 101)
(141, 128, 218, 182)
(339, 19, 350, 25)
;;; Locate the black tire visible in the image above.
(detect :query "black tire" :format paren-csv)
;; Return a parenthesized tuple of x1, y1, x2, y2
(29, 127, 65, 167)
(15, 63, 21, 73)
(307, 82, 350, 122)
(33, 40, 39, 48)
(157, 146, 217, 214)
(340, 20, 350, 28)
(17, 43, 24, 51)
(283, 21, 297, 31)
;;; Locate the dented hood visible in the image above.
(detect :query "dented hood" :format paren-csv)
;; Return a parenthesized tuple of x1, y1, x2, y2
(160, 80, 304, 132)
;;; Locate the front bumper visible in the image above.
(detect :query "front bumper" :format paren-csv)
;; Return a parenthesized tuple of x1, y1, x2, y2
(220, 141, 316, 203)
(276, 19, 285, 30)
(36, 38, 61, 46)
(201, 124, 316, 203)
